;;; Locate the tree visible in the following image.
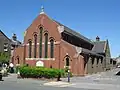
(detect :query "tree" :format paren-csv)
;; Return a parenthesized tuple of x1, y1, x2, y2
(0, 52, 10, 63)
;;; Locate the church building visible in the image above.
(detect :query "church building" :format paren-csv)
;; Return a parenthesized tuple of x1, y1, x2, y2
(13, 7, 113, 76)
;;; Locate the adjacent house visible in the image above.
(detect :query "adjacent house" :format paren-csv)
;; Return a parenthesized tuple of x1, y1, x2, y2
(13, 8, 113, 76)
(0, 30, 11, 63)
(10, 34, 22, 64)
(0, 30, 21, 63)
(0, 30, 11, 54)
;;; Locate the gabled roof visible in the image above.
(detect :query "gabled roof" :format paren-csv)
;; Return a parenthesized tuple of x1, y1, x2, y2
(0, 30, 11, 41)
(53, 20, 94, 45)
(92, 41, 106, 53)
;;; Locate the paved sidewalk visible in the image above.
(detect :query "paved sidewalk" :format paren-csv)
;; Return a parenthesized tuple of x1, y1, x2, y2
(44, 81, 74, 87)
(1, 68, 120, 90)
(1, 74, 93, 90)
(61, 68, 120, 90)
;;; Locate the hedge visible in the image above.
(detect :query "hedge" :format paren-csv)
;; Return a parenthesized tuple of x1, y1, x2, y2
(19, 66, 65, 79)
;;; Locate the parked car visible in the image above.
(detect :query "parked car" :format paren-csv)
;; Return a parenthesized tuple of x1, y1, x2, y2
(117, 65, 120, 68)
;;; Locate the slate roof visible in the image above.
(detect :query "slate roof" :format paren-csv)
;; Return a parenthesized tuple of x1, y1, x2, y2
(52, 20, 106, 56)
(53, 20, 93, 45)
(92, 41, 106, 53)
(11, 39, 22, 46)
(0, 30, 11, 41)
(81, 48, 104, 57)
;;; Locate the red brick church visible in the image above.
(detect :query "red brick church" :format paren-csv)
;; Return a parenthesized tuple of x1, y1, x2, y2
(12, 7, 113, 76)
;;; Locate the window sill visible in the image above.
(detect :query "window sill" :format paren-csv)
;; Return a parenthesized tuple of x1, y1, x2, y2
(64, 66, 71, 69)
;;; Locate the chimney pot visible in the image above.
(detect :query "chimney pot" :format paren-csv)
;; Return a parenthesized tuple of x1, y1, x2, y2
(96, 36, 100, 41)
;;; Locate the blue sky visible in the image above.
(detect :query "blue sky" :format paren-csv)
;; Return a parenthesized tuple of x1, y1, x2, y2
(0, 0, 120, 58)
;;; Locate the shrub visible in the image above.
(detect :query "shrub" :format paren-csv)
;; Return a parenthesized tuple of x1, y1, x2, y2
(19, 66, 65, 79)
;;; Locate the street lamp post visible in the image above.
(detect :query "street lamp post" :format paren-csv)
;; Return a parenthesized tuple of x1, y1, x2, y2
(68, 69, 70, 82)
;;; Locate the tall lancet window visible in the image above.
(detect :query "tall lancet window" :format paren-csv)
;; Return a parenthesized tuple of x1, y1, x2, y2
(34, 34, 37, 58)
(44, 33, 48, 58)
(50, 39, 54, 58)
(39, 27, 43, 58)
(28, 40, 32, 58)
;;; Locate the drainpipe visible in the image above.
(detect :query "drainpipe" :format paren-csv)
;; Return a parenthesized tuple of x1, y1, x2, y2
(59, 41, 61, 69)
(57, 41, 61, 81)
(23, 44, 26, 65)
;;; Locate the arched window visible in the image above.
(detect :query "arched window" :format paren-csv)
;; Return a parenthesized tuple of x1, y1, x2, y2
(110, 59, 112, 64)
(66, 57, 70, 66)
(39, 27, 43, 58)
(34, 34, 37, 58)
(44, 33, 48, 58)
(28, 40, 32, 58)
(50, 39, 54, 58)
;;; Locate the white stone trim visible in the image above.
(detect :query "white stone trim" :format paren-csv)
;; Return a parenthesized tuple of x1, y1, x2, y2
(25, 58, 55, 61)
(64, 66, 71, 69)
(54, 41, 61, 45)
(48, 42, 51, 44)
(57, 26, 64, 33)
(25, 41, 60, 46)
(75, 47, 82, 54)
(26, 44, 29, 46)
(40, 12, 45, 14)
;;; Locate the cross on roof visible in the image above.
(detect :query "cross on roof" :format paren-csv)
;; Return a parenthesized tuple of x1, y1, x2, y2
(40, 6, 45, 14)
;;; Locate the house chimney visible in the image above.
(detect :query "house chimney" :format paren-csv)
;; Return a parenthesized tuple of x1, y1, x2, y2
(96, 36, 100, 41)
(12, 34, 17, 41)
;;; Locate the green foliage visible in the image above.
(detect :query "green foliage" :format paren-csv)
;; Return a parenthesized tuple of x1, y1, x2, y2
(16, 66, 20, 73)
(64, 72, 73, 77)
(63, 67, 73, 77)
(0, 52, 10, 63)
(19, 66, 65, 79)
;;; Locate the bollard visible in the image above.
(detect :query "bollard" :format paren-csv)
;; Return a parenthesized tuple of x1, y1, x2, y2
(17, 70, 21, 78)
(0, 73, 2, 81)
(68, 69, 70, 82)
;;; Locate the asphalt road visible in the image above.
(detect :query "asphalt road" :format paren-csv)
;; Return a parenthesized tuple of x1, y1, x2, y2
(1, 68, 120, 90)
(0, 74, 94, 90)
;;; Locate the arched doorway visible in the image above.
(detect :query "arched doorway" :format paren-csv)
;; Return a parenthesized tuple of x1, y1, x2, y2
(64, 55, 70, 67)
(66, 57, 70, 66)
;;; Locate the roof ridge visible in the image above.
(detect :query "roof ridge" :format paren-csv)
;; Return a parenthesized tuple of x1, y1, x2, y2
(94, 41, 106, 43)
(53, 20, 93, 45)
